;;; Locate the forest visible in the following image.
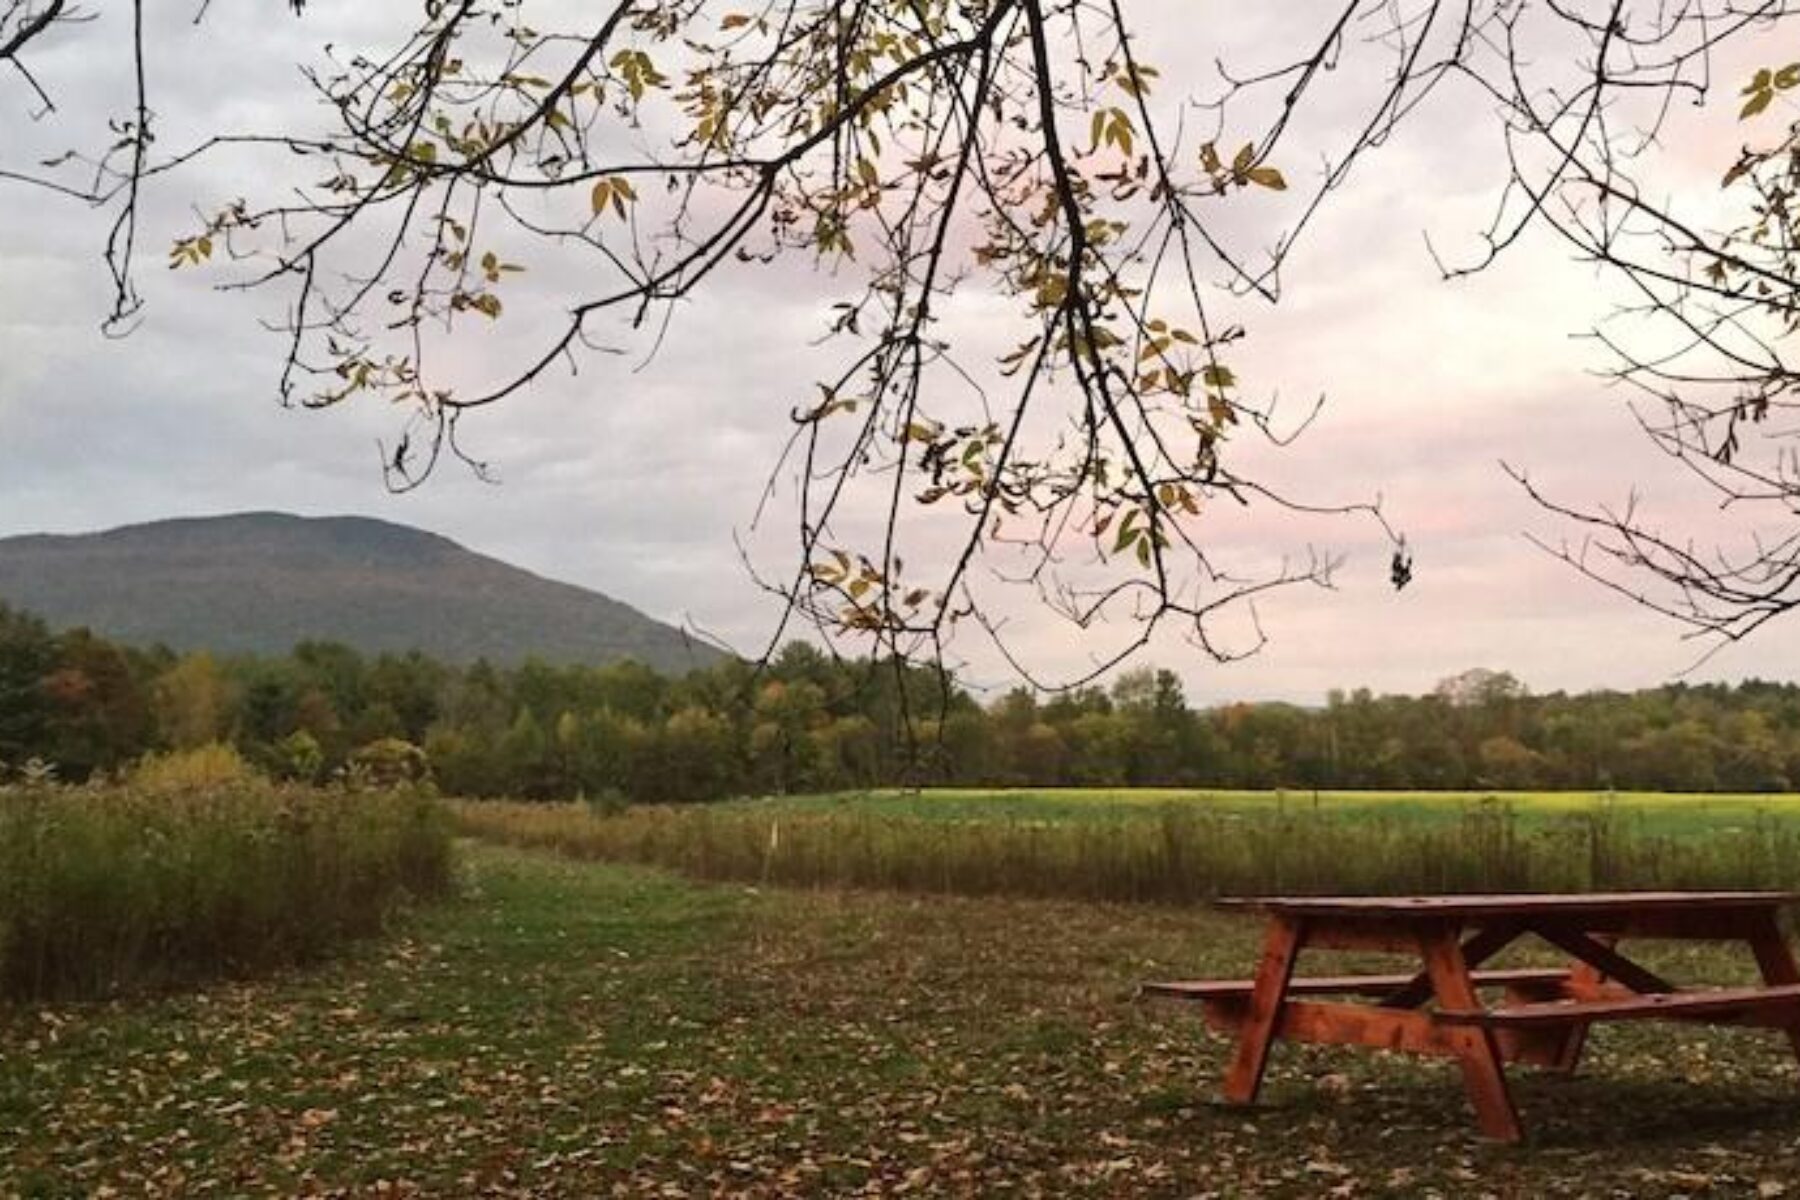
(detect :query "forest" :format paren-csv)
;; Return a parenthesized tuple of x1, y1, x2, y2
(4, 601, 1796, 800)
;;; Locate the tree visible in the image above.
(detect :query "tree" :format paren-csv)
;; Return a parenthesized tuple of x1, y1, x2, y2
(40, 628, 150, 778)
(292, 641, 368, 724)
(1484, 22, 1800, 650)
(1112, 666, 1190, 784)
(748, 678, 826, 792)
(497, 708, 561, 797)
(0, 604, 54, 769)
(366, 652, 447, 742)
(1476, 735, 1544, 791)
(658, 705, 741, 800)
(9, 2, 1800, 680)
(151, 653, 235, 750)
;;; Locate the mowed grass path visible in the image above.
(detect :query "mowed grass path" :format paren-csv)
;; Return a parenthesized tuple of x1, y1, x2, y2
(757, 788, 1800, 835)
(7, 845, 1800, 1197)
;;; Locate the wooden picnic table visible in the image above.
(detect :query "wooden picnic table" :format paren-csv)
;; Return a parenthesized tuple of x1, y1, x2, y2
(1143, 891, 1800, 1142)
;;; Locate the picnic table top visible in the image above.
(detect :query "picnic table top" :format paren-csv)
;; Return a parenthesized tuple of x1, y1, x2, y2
(1213, 891, 1800, 919)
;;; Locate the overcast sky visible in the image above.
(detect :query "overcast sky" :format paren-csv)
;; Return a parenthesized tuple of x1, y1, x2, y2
(3, 2, 1798, 705)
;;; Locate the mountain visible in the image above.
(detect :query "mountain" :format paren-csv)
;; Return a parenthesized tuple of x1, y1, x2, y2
(0, 512, 725, 673)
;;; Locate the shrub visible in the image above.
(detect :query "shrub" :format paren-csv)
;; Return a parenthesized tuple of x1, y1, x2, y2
(132, 742, 260, 792)
(347, 738, 431, 788)
(0, 779, 453, 999)
(273, 729, 326, 783)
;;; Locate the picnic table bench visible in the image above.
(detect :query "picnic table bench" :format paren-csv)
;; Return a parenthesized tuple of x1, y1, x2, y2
(1143, 891, 1800, 1142)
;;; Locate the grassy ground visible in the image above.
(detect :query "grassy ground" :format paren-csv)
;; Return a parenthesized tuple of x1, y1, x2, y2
(6, 843, 1800, 1197)
(756, 788, 1800, 835)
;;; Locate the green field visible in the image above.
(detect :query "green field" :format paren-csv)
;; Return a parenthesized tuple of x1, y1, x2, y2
(7, 842, 1800, 1197)
(749, 787, 1800, 834)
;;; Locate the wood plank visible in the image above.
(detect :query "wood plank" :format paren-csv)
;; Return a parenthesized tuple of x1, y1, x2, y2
(1527, 925, 1676, 995)
(1216, 892, 1799, 920)
(1197, 996, 1591, 1068)
(1220, 916, 1305, 1105)
(1261, 999, 1463, 1057)
(1742, 912, 1800, 1063)
(1420, 924, 1524, 1143)
(1295, 919, 1424, 952)
(1435, 983, 1800, 1028)
(1141, 967, 1572, 1003)
(1556, 908, 1771, 941)
(1379, 921, 1525, 1009)
(1548, 938, 1613, 1074)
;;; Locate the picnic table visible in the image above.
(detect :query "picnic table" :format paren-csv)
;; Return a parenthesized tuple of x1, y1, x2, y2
(1143, 892, 1800, 1142)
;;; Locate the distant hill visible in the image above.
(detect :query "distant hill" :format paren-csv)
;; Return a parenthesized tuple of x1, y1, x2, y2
(0, 512, 725, 673)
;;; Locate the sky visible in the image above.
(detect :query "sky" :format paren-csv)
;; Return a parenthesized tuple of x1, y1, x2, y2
(3, 1, 1798, 706)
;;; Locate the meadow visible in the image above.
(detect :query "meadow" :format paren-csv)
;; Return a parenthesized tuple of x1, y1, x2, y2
(10, 783, 1800, 1196)
(452, 787, 1800, 904)
(0, 767, 453, 1000)
(6, 842, 1800, 1197)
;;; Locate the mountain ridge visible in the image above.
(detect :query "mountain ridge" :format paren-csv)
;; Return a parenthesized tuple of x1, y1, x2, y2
(0, 512, 724, 673)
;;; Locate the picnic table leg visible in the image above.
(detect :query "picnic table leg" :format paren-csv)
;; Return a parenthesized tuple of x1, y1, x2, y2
(1745, 911, 1800, 1067)
(1420, 924, 1524, 1143)
(1550, 938, 1613, 1075)
(1221, 915, 1306, 1105)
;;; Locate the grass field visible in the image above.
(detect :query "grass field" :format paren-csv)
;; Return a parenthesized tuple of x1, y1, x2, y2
(6, 842, 1800, 1197)
(752, 788, 1800, 835)
(453, 787, 1800, 905)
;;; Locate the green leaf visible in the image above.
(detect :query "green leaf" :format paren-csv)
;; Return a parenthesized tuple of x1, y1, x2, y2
(1742, 88, 1774, 119)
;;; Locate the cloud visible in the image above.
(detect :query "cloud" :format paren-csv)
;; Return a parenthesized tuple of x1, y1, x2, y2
(2, 3, 1796, 705)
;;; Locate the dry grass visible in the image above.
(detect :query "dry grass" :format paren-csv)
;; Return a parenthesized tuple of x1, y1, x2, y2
(0, 780, 453, 999)
(450, 797, 1800, 902)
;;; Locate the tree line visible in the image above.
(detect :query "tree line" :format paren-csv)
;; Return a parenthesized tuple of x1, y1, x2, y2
(4, 602, 1798, 798)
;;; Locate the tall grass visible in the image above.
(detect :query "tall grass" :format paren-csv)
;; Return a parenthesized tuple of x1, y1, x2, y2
(0, 780, 453, 999)
(452, 798, 1800, 904)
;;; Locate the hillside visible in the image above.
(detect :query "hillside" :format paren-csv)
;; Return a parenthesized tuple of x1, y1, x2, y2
(0, 512, 724, 673)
